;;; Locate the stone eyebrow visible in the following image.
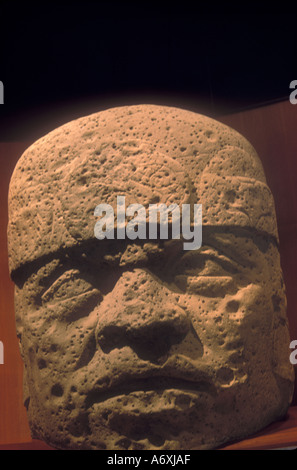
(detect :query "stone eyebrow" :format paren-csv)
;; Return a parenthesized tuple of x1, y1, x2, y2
(11, 226, 274, 286)
(11, 251, 77, 288)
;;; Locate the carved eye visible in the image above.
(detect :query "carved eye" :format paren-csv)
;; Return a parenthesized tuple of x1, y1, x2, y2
(41, 269, 102, 321)
(176, 248, 239, 276)
(173, 249, 239, 297)
(185, 275, 237, 297)
(41, 269, 95, 301)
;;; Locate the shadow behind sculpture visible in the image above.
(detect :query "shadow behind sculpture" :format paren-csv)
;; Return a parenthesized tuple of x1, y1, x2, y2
(7, 104, 294, 450)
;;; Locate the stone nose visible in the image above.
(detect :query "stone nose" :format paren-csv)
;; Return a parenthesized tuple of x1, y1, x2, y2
(95, 269, 191, 363)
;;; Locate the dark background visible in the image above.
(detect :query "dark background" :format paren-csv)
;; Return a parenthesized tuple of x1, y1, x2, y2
(0, 1, 296, 141)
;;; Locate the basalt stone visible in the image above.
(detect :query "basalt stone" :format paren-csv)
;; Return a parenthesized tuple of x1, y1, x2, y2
(7, 104, 294, 450)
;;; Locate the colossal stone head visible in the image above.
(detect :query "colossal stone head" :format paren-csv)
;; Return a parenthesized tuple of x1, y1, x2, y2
(7, 104, 294, 450)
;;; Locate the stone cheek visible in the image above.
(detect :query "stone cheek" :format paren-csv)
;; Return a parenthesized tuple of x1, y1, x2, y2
(7, 105, 294, 450)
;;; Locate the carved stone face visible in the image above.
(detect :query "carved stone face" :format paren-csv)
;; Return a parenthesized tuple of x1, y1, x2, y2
(7, 105, 294, 450)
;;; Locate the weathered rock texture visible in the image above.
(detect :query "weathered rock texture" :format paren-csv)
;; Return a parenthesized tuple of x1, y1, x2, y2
(7, 104, 294, 450)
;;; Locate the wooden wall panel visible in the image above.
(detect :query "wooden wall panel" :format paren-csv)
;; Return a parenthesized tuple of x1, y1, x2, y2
(0, 143, 32, 444)
(220, 100, 297, 404)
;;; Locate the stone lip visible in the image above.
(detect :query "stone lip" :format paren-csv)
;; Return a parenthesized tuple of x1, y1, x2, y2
(83, 358, 218, 409)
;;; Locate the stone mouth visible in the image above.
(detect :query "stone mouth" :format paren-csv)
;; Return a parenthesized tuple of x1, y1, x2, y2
(85, 376, 216, 408)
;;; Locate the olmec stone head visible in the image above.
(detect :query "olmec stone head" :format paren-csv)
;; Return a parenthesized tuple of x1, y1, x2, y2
(7, 105, 294, 450)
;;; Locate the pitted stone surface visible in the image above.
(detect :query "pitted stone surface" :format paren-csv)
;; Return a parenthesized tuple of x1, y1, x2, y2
(8, 104, 277, 274)
(7, 104, 294, 450)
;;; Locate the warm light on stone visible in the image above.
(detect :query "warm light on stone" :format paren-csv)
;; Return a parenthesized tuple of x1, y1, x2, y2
(7, 104, 294, 450)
